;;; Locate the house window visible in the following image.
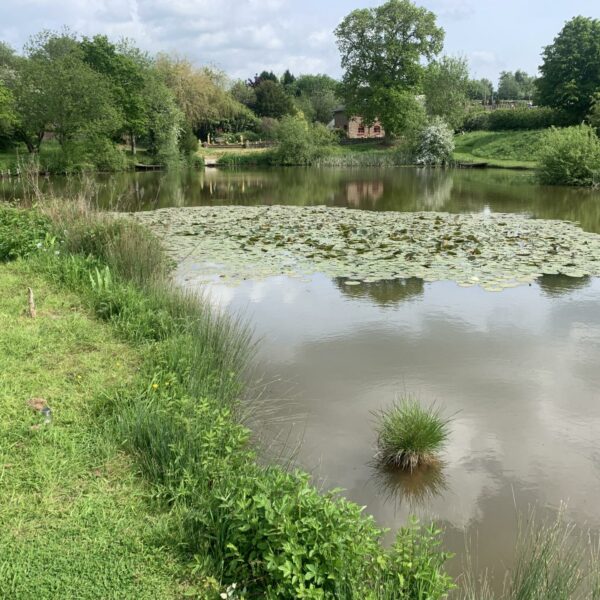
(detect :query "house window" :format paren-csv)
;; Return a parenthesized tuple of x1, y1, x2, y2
(357, 125, 365, 135)
(374, 125, 381, 134)
(343, 124, 348, 131)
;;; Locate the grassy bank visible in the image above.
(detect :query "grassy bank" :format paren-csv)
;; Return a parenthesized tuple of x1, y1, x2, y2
(0, 262, 183, 598)
(453, 130, 545, 169)
(0, 203, 453, 599)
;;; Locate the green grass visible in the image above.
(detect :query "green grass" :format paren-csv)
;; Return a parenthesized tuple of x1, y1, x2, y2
(453, 130, 546, 169)
(375, 397, 451, 470)
(0, 263, 183, 599)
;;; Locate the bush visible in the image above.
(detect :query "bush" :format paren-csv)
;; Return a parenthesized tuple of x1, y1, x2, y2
(375, 396, 451, 470)
(414, 118, 455, 166)
(537, 125, 600, 187)
(0, 207, 54, 261)
(273, 115, 335, 165)
(462, 107, 573, 132)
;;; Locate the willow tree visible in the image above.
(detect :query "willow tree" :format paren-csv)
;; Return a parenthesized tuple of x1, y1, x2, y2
(335, 0, 444, 138)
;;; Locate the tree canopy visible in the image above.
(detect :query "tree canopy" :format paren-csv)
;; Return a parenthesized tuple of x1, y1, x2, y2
(335, 0, 444, 137)
(537, 16, 600, 120)
(497, 70, 536, 101)
(423, 56, 469, 129)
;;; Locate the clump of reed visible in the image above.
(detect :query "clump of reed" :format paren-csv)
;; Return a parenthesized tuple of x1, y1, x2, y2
(374, 396, 451, 470)
(459, 507, 600, 600)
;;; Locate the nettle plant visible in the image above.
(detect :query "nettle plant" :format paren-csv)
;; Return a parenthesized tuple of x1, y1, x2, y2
(414, 117, 455, 166)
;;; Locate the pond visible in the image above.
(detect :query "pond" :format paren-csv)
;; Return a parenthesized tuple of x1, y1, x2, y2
(5, 166, 600, 585)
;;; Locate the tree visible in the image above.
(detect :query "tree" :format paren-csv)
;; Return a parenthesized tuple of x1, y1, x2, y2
(0, 81, 15, 145)
(253, 80, 294, 118)
(10, 32, 121, 153)
(467, 78, 494, 103)
(155, 54, 251, 136)
(231, 80, 257, 108)
(497, 70, 535, 101)
(281, 69, 296, 88)
(537, 16, 600, 120)
(292, 74, 340, 124)
(80, 35, 149, 154)
(335, 0, 444, 138)
(248, 71, 278, 88)
(423, 56, 469, 129)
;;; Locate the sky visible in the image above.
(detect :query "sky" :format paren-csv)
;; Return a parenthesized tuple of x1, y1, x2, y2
(0, 0, 598, 85)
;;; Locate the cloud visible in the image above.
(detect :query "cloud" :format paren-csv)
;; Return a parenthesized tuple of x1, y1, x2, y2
(0, 0, 341, 79)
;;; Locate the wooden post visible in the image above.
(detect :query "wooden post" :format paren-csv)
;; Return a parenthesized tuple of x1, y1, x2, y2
(27, 287, 36, 318)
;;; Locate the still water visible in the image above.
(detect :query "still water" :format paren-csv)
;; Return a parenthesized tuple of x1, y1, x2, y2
(5, 167, 599, 582)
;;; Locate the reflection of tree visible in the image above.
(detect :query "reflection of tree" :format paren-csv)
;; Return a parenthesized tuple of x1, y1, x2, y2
(334, 277, 424, 307)
(371, 461, 447, 511)
(415, 168, 454, 210)
(537, 274, 591, 298)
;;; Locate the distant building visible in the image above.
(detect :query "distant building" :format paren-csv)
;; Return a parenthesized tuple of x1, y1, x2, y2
(331, 107, 385, 140)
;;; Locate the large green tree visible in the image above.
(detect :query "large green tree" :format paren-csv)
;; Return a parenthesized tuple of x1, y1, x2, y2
(9, 32, 121, 153)
(537, 16, 600, 120)
(467, 78, 494, 103)
(252, 80, 294, 118)
(335, 0, 444, 137)
(80, 35, 148, 154)
(423, 56, 469, 129)
(292, 74, 340, 124)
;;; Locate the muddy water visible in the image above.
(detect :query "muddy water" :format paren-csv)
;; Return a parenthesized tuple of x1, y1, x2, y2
(6, 166, 599, 581)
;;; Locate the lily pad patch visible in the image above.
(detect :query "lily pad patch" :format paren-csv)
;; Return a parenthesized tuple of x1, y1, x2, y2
(125, 206, 600, 290)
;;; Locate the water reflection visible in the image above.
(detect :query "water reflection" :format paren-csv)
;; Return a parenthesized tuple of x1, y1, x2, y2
(371, 461, 448, 511)
(190, 272, 600, 583)
(334, 277, 424, 307)
(4, 166, 600, 232)
(538, 274, 592, 297)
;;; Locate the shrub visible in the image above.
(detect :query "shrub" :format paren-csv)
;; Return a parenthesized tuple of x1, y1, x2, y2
(537, 125, 600, 187)
(462, 107, 573, 132)
(414, 118, 455, 166)
(273, 115, 335, 165)
(0, 207, 54, 261)
(375, 396, 451, 470)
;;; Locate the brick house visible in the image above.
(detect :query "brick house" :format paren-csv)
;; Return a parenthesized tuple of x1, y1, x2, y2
(332, 107, 385, 139)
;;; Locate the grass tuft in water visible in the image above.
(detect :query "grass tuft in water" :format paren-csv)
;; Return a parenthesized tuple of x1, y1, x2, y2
(375, 396, 451, 470)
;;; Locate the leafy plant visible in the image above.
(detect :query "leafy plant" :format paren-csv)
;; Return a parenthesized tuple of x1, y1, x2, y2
(414, 118, 455, 166)
(537, 125, 600, 187)
(375, 396, 451, 470)
(0, 206, 53, 261)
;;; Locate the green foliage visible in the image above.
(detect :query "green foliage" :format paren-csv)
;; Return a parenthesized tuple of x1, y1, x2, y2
(375, 396, 451, 470)
(537, 125, 600, 187)
(537, 16, 600, 121)
(252, 79, 295, 118)
(424, 56, 470, 130)
(336, 0, 444, 138)
(462, 107, 571, 132)
(291, 74, 340, 124)
(467, 78, 494, 103)
(414, 117, 455, 165)
(497, 70, 536, 101)
(273, 115, 335, 165)
(0, 206, 53, 261)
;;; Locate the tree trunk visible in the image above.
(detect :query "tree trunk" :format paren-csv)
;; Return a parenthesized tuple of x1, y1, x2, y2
(130, 133, 137, 155)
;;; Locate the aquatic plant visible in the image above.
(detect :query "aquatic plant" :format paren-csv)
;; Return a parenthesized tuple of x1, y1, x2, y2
(374, 396, 451, 471)
(129, 205, 600, 291)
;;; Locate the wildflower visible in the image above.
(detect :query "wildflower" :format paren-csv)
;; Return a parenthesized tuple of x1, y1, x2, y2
(36, 242, 42, 249)
(152, 383, 159, 390)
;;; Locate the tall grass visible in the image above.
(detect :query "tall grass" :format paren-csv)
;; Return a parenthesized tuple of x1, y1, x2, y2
(375, 396, 451, 470)
(458, 508, 600, 600)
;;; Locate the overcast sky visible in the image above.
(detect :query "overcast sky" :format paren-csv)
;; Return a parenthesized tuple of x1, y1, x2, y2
(0, 0, 598, 85)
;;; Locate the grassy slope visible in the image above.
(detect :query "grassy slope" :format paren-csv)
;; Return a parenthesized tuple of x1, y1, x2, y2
(453, 130, 545, 169)
(0, 262, 181, 599)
